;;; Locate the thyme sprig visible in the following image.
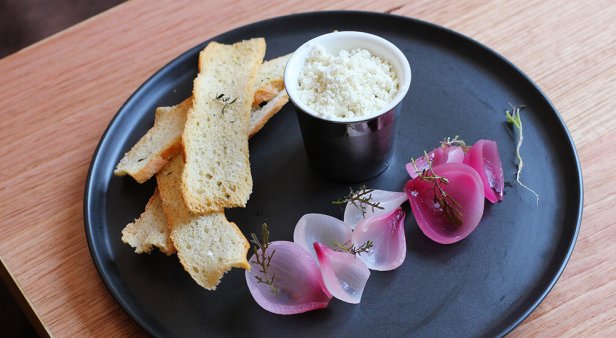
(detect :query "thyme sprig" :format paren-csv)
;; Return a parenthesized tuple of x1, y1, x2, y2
(332, 240, 374, 256)
(440, 135, 470, 151)
(332, 185, 384, 218)
(249, 223, 279, 295)
(505, 104, 539, 205)
(410, 153, 464, 227)
(213, 93, 237, 115)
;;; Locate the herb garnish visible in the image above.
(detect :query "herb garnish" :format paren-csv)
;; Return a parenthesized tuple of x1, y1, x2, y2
(505, 104, 539, 205)
(213, 93, 237, 115)
(332, 185, 384, 218)
(440, 135, 470, 151)
(410, 153, 464, 227)
(332, 240, 374, 256)
(249, 223, 278, 295)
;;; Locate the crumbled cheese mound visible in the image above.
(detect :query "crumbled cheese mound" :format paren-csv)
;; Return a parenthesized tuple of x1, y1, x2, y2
(298, 46, 399, 119)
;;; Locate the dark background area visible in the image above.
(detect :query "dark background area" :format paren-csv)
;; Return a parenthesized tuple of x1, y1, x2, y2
(0, 0, 124, 58)
(0, 1, 124, 336)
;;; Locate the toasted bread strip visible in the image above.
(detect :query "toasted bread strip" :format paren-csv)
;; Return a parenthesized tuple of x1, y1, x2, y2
(114, 98, 190, 183)
(114, 54, 290, 183)
(182, 38, 266, 213)
(252, 53, 291, 108)
(121, 189, 176, 255)
(156, 156, 249, 290)
(249, 89, 288, 137)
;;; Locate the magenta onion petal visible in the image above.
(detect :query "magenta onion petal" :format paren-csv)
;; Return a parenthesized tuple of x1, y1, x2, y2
(404, 163, 485, 244)
(314, 242, 371, 304)
(294, 213, 353, 260)
(353, 208, 406, 271)
(464, 139, 505, 203)
(246, 241, 332, 315)
(343, 190, 407, 228)
(406, 146, 465, 178)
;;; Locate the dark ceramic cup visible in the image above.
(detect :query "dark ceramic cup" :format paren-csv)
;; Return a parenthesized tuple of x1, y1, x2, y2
(285, 31, 411, 182)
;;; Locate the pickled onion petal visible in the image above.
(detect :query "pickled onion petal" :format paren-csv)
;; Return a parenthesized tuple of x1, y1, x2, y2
(313, 242, 370, 304)
(293, 214, 353, 260)
(343, 190, 407, 228)
(406, 146, 465, 178)
(464, 140, 505, 203)
(246, 241, 332, 315)
(353, 208, 406, 271)
(404, 163, 484, 244)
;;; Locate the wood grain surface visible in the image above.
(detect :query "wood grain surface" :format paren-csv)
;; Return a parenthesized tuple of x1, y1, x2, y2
(0, 0, 614, 336)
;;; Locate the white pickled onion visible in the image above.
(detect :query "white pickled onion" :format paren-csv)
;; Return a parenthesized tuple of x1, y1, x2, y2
(246, 241, 332, 315)
(352, 208, 407, 271)
(404, 163, 484, 244)
(343, 189, 407, 228)
(406, 146, 465, 178)
(293, 213, 353, 260)
(464, 139, 504, 203)
(447, 146, 466, 163)
(313, 242, 370, 304)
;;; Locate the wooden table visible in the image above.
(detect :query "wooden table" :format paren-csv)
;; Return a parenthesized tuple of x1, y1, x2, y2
(1, 0, 614, 336)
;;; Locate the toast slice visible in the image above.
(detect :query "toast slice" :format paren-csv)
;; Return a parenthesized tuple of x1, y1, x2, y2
(120, 189, 175, 255)
(182, 38, 266, 213)
(249, 89, 288, 137)
(252, 53, 291, 108)
(114, 98, 190, 183)
(157, 155, 249, 290)
(114, 53, 289, 184)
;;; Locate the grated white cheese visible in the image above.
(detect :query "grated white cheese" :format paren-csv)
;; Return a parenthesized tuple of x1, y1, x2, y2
(298, 46, 399, 119)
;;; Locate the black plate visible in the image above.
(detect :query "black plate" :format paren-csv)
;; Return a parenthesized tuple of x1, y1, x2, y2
(85, 11, 582, 338)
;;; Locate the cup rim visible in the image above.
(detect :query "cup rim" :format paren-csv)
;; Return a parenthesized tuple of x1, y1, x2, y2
(284, 31, 412, 124)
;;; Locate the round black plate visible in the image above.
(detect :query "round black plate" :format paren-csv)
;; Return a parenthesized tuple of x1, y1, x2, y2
(85, 11, 582, 338)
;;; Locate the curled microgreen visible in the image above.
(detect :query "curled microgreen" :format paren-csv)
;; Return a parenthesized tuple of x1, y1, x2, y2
(505, 104, 539, 205)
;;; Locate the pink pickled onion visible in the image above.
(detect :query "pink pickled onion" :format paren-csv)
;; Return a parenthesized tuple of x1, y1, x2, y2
(352, 208, 406, 271)
(293, 213, 352, 260)
(404, 163, 484, 244)
(246, 241, 332, 314)
(343, 190, 407, 229)
(406, 146, 465, 178)
(464, 139, 505, 203)
(314, 242, 370, 304)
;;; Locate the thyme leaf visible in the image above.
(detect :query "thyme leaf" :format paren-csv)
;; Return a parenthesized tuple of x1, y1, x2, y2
(505, 104, 539, 205)
(213, 93, 238, 115)
(249, 223, 279, 295)
(440, 135, 470, 151)
(410, 152, 464, 227)
(331, 240, 374, 256)
(332, 185, 384, 218)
